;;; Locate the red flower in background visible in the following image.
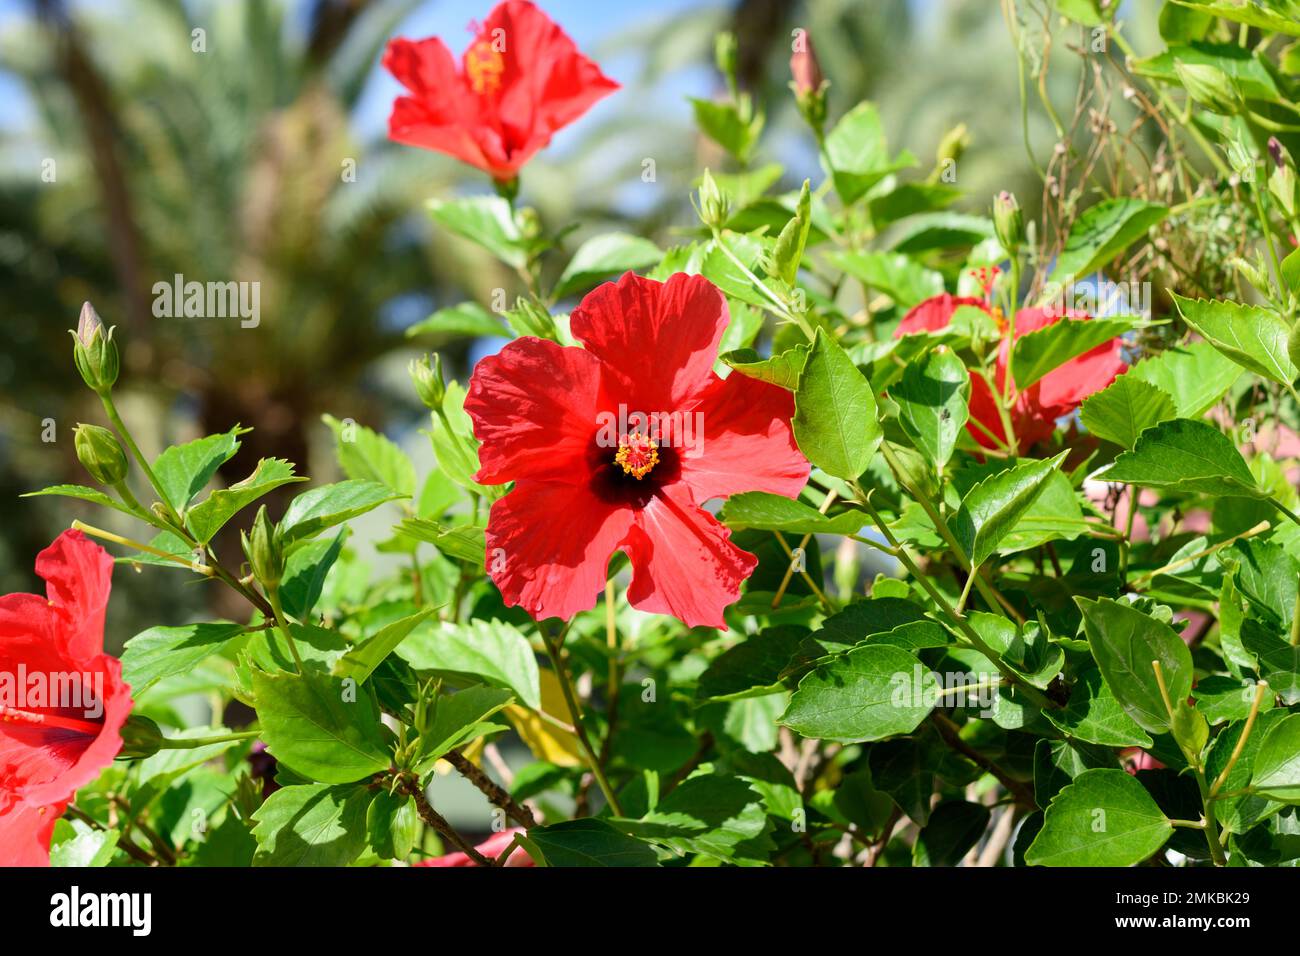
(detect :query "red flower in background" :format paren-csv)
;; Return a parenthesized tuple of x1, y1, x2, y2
(414, 827, 534, 867)
(0, 530, 132, 866)
(466, 271, 809, 628)
(384, 0, 618, 182)
(895, 293, 1125, 450)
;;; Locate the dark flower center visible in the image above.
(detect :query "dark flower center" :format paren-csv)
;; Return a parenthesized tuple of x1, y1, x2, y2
(588, 430, 680, 508)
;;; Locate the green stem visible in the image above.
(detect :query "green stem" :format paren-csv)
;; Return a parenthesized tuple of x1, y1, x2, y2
(265, 586, 304, 674)
(710, 227, 815, 340)
(71, 520, 211, 573)
(543, 628, 623, 816)
(99, 392, 182, 525)
(158, 730, 260, 749)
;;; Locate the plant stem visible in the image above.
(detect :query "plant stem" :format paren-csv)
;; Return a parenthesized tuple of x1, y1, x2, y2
(265, 586, 304, 674)
(404, 778, 496, 866)
(158, 729, 259, 749)
(542, 627, 623, 816)
(1210, 680, 1269, 798)
(99, 392, 182, 524)
(71, 520, 211, 573)
(444, 749, 537, 829)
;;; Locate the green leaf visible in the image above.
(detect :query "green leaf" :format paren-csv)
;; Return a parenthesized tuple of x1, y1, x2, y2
(526, 819, 658, 867)
(251, 669, 391, 784)
(280, 480, 406, 543)
(279, 529, 347, 620)
(691, 98, 761, 163)
(1045, 665, 1154, 747)
(121, 621, 245, 688)
(1047, 198, 1168, 283)
(185, 457, 306, 543)
(429, 380, 501, 499)
(1171, 293, 1297, 386)
(952, 452, 1067, 567)
(334, 608, 437, 686)
(622, 773, 772, 863)
(779, 644, 936, 742)
(322, 414, 416, 497)
(821, 102, 914, 203)
(697, 626, 808, 701)
(397, 619, 541, 710)
(1010, 317, 1146, 390)
(913, 800, 991, 866)
(1077, 597, 1193, 735)
(396, 517, 486, 566)
(793, 328, 881, 481)
(1126, 341, 1242, 418)
(1025, 768, 1172, 866)
(720, 345, 807, 390)
(1097, 418, 1264, 498)
(427, 195, 526, 268)
(251, 783, 370, 866)
(366, 791, 419, 861)
(719, 491, 864, 536)
(20, 484, 135, 517)
(152, 426, 246, 512)
(828, 250, 943, 309)
(890, 346, 969, 470)
(50, 822, 120, 867)
(1251, 713, 1300, 802)
(1161, 2, 1300, 37)
(417, 684, 515, 765)
(405, 302, 509, 343)
(554, 233, 662, 298)
(1080, 374, 1178, 448)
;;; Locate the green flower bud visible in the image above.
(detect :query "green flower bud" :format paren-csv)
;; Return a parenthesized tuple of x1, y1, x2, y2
(1174, 61, 1243, 115)
(242, 505, 284, 588)
(715, 31, 738, 87)
(1269, 138, 1296, 218)
(409, 354, 446, 411)
(505, 297, 559, 341)
(993, 191, 1024, 253)
(697, 169, 730, 229)
(74, 424, 129, 486)
(118, 715, 165, 759)
(936, 123, 969, 168)
(70, 302, 120, 395)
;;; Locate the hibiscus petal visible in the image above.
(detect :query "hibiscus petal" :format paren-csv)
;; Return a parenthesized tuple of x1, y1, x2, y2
(570, 272, 728, 412)
(0, 799, 65, 866)
(36, 530, 113, 660)
(895, 294, 988, 337)
(488, 0, 618, 137)
(485, 481, 635, 622)
(678, 372, 808, 503)
(465, 336, 605, 485)
(383, 36, 459, 98)
(623, 485, 757, 629)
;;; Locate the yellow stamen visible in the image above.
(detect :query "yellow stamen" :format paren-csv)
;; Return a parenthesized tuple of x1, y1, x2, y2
(465, 41, 505, 95)
(614, 432, 659, 480)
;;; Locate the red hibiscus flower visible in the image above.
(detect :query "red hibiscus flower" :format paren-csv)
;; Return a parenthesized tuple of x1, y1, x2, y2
(895, 294, 1125, 451)
(0, 530, 132, 866)
(383, 0, 619, 183)
(465, 271, 809, 628)
(414, 827, 534, 867)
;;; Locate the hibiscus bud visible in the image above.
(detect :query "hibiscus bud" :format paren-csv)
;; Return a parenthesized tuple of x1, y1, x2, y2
(1269, 136, 1288, 170)
(936, 123, 969, 168)
(790, 32, 823, 95)
(74, 424, 129, 486)
(506, 297, 559, 341)
(1174, 62, 1242, 115)
(789, 32, 828, 136)
(118, 714, 165, 759)
(697, 169, 730, 229)
(714, 31, 738, 89)
(767, 179, 812, 286)
(70, 301, 120, 395)
(993, 191, 1024, 254)
(410, 353, 446, 411)
(242, 505, 284, 588)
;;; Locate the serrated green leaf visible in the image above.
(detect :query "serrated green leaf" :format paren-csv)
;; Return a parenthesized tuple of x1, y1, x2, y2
(153, 426, 246, 512)
(1097, 418, 1263, 498)
(719, 491, 862, 535)
(251, 783, 370, 866)
(1077, 596, 1193, 735)
(1010, 317, 1145, 389)
(1025, 768, 1172, 866)
(554, 233, 662, 298)
(121, 621, 245, 688)
(397, 619, 540, 710)
(952, 452, 1067, 567)
(1047, 198, 1168, 283)
(186, 457, 306, 543)
(779, 644, 936, 742)
(280, 480, 406, 543)
(1080, 374, 1178, 448)
(793, 328, 881, 481)
(891, 345, 969, 470)
(1171, 293, 1297, 386)
(405, 302, 509, 342)
(427, 195, 526, 268)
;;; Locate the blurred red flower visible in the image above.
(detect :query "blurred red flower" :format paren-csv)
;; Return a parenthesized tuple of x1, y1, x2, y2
(383, 0, 618, 183)
(895, 293, 1125, 450)
(466, 271, 809, 628)
(0, 530, 132, 866)
(414, 827, 533, 867)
